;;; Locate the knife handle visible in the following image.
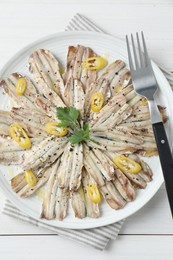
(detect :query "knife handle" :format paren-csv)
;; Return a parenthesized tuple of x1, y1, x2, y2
(153, 122, 173, 217)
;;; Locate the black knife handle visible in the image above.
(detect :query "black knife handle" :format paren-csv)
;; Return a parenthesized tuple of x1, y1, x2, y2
(153, 122, 173, 217)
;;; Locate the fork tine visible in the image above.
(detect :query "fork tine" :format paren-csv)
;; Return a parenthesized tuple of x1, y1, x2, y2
(136, 32, 144, 68)
(126, 35, 134, 71)
(131, 34, 139, 69)
(141, 31, 151, 67)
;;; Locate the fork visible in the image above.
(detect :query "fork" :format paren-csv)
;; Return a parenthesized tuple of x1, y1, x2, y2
(126, 32, 173, 218)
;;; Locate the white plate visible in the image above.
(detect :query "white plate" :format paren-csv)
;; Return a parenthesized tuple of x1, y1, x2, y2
(0, 31, 173, 229)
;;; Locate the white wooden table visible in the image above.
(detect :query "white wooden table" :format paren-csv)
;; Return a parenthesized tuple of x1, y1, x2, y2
(0, 1, 173, 259)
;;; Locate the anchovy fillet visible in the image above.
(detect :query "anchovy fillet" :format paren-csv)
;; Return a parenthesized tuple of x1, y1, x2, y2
(83, 146, 105, 187)
(55, 188, 69, 221)
(57, 143, 73, 190)
(21, 137, 67, 171)
(0, 110, 13, 137)
(89, 93, 126, 128)
(100, 181, 126, 209)
(29, 50, 65, 107)
(71, 185, 86, 219)
(41, 159, 62, 220)
(63, 78, 85, 121)
(18, 164, 55, 198)
(110, 68, 131, 96)
(85, 60, 125, 115)
(82, 168, 100, 218)
(69, 143, 83, 191)
(63, 45, 97, 92)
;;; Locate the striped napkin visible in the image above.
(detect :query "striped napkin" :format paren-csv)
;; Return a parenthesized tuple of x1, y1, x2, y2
(2, 13, 173, 251)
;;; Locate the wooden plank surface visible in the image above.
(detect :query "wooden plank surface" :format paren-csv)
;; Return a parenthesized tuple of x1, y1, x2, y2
(0, 0, 173, 259)
(0, 235, 173, 260)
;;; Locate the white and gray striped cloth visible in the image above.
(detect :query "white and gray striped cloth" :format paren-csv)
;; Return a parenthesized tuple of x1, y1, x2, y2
(2, 13, 173, 251)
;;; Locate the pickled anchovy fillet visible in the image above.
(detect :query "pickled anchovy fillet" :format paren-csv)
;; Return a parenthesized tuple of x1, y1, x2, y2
(0, 78, 37, 112)
(10, 107, 49, 137)
(29, 50, 65, 107)
(90, 93, 126, 128)
(88, 136, 140, 152)
(55, 188, 69, 221)
(109, 68, 131, 96)
(92, 103, 132, 129)
(36, 49, 65, 98)
(63, 78, 85, 121)
(85, 60, 125, 115)
(86, 139, 137, 154)
(0, 110, 13, 136)
(57, 143, 73, 190)
(57, 143, 83, 191)
(83, 146, 105, 187)
(63, 45, 97, 92)
(108, 152, 150, 189)
(21, 137, 67, 171)
(82, 168, 100, 218)
(1, 73, 58, 120)
(89, 147, 115, 181)
(91, 129, 144, 145)
(69, 143, 83, 191)
(100, 181, 126, 209)
(11, 173, 26, 193)
(0, 151, 23, 165)
(18, 164, 55, 198)
(39, 160, 69, 221)
(71, 185, 86, 219)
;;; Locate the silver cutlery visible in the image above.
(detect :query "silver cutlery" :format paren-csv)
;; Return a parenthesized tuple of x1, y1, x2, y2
(126, 32, 173, 217)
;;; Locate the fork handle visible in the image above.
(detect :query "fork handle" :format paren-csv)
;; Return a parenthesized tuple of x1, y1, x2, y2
(153, 122, 173, 217)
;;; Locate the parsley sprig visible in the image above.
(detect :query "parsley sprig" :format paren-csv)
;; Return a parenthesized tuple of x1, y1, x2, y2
(57, 107, 90, 144)
(69, 123, 90, 144)
(57, 107, 80, 128)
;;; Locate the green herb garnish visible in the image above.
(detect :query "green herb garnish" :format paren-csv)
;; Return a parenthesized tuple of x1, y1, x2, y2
(57, 107, 90, 144)
(57, 107, 80, 128)
(69, 123, 90, 144)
